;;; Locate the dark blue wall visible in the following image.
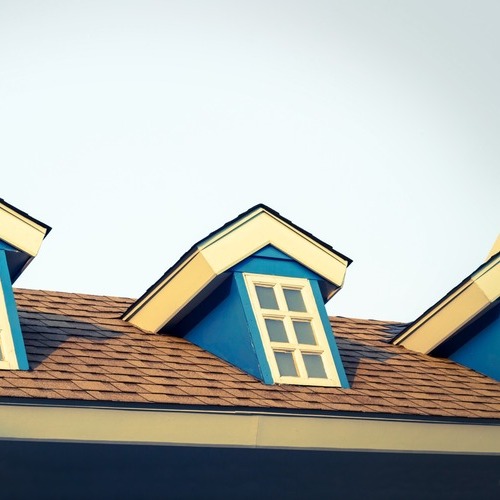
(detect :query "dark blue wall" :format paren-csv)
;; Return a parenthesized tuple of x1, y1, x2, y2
(175, 275, 262, 379)
(448, 303, 500, 380)
(1, 440, 499, 500)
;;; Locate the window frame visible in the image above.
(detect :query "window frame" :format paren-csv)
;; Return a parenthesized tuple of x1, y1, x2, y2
(243, 273, 341, 387)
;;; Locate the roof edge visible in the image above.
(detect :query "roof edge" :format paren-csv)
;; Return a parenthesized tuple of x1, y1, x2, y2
(392, 252, 500, 352)
(2, 401, 499, 454)
(123, 204, 352, 326)
(0, 198, 52, 237)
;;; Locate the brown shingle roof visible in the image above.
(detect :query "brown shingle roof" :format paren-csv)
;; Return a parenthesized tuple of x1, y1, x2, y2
(2, 288, 499, 419)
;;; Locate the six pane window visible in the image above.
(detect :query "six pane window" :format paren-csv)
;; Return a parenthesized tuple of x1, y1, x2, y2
(245, 273, 339, 386)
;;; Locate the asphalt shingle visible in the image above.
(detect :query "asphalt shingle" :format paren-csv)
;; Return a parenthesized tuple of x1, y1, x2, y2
(0, 288, 498, 419)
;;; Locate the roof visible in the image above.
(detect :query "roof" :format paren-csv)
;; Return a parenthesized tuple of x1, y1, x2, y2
(2, 287, 499, 420)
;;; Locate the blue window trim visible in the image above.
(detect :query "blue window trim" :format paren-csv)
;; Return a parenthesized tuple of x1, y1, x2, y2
(234, 272, 274, 384)
(0, 249, 29, 370)
(309, 279, 349, 388)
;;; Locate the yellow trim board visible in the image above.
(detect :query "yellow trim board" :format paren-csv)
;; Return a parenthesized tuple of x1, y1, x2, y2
(0, 404, 499, 455)
(125, 207, 350, 333)
(0, 201, 49, 257)
(395, 255, 499, 353)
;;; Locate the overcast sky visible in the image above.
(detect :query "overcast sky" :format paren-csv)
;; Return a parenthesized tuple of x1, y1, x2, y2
(1, 1, 499, 322)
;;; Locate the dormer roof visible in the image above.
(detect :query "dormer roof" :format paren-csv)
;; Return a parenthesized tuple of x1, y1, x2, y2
(393, 239, 499, 355)
(123, 204, 351, 333)
(0, 199, 51, 282)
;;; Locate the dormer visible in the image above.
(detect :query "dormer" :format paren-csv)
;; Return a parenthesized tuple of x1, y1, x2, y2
(124, 205, 351, 387)
(0, 199, 51, 369)
(393, 235, 499, 380)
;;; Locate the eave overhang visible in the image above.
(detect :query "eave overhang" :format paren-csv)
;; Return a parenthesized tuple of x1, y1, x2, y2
(1, 402, 499, 455)
(393, 251, 500, 354)
(0, 199, 51, 282)
(123, 205, 351, 333)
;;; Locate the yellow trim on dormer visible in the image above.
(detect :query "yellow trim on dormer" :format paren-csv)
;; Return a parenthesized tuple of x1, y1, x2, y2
(200, 209, 347, 286)
(0, 202, 49, 257)
(125, 207, 350, 333)
(128, 251, 215, 334)
(394, 255, 499, 354)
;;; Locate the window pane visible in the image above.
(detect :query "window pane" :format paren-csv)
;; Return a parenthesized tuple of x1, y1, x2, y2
(255, 286, 279, 309)
(303, 354, 327, 378)
(265, 319, 288, 343)
(275, 351, 297, 376)
(293, 321, 316, 345)
(283, 288, 307, 312)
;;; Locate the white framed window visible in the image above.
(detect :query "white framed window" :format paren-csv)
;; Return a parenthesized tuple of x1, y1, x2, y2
(244, 273, 341, 387)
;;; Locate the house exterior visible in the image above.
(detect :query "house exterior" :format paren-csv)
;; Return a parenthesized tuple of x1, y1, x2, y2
(0, 200, 499, 499)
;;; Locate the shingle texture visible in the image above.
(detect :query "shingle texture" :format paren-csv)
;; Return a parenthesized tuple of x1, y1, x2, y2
(2, 288, 499, 419)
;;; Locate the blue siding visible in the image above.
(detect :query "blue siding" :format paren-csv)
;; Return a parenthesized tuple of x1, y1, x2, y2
(448, 303, 500, 381)
(174, 246, 347, 386)
(234, 272, 274, 384)
(0, 241, 16, 252)
(231, 246, 324, 284)
(310, 280, 349, 388)
(175, 276, 263, 380)
(0, 250, 29, 369)
(252, 246, 294, 260)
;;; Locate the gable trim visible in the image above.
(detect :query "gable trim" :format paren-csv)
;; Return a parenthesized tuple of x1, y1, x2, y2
(393, 254, 500, 353)
(0, 199, 51, 258)
(124, 206, 351, 333)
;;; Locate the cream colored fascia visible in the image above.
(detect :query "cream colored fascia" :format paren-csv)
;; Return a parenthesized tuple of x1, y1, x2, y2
(126, 207, 350, 333)
(0, 202, 48, 257)
(395, 256, 500, 354)
(0, 404, 499, 455)
(244, 273, 341, 387)
(198, 208, 348, 288)
(125, 250, 215, 333)
(0, 282, 20, 369)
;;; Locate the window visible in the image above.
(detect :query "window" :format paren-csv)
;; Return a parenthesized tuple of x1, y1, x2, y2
(244, 273, 341, 386)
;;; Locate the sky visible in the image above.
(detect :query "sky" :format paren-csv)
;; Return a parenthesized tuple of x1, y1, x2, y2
(1, 1, 499, 322)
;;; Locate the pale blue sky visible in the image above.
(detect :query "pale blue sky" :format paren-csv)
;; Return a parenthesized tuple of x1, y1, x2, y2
(1, 1, 499, 321)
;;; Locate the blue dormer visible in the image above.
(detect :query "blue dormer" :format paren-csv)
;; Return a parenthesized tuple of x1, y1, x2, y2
(0, 199, 51, 370)
(124, 205, 351, 387)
